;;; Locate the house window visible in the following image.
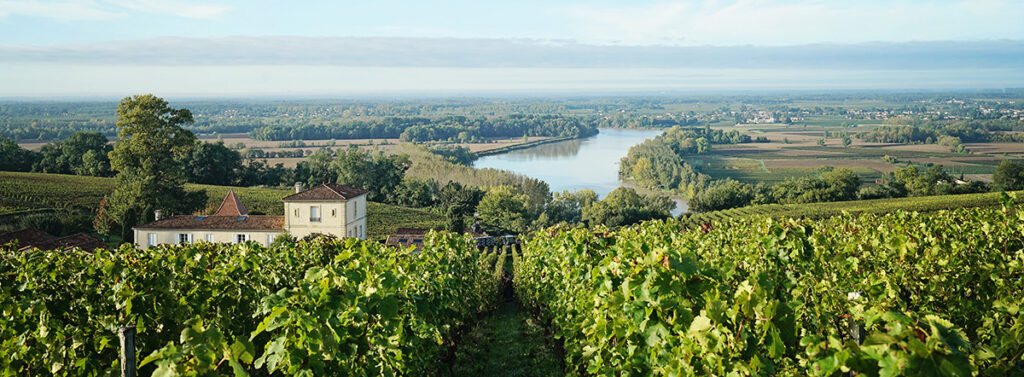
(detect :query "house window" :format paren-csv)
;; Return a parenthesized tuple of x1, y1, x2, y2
(294, 208, 299, 217)
(268, 234, 275, 245)
(206, 234, 215, 243)
(310, 206, 320, 222)
(353, 204, 357, 218)
(331, 209, 336, 217)
(236, 234, 248, 244)
(178, 233, 192, 245)
(148, 233, 157, 247)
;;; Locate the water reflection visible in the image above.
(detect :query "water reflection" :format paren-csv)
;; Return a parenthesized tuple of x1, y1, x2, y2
(474, 128, 688, 215)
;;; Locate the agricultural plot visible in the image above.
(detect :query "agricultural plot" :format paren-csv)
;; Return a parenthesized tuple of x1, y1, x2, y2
(697, 122, 1020, 185)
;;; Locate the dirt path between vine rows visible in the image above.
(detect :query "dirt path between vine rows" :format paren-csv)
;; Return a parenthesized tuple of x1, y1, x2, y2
(449, 285, 563, 376)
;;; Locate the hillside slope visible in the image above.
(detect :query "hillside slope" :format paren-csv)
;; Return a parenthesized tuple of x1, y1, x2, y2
(0, 171, 444, 240)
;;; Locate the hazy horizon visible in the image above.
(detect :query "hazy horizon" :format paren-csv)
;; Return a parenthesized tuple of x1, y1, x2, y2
(2, 1, 1023, 96)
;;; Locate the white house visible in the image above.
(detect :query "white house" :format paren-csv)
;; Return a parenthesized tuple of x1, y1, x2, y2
(133, 183, 368, 248)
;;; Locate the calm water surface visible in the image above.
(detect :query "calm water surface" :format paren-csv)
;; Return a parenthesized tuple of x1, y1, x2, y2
(474, 128, 688, 215)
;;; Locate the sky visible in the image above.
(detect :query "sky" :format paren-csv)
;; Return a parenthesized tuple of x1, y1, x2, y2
(1, 0, 1023, 96)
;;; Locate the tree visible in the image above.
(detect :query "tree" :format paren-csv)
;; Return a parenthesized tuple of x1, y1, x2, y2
(100, 94, 207, 240)
(331, 148, 411, 202)
(33, 132, 112, 176)
(390, 179, 439, 207)
(429, 145, 474, 165)
(689, 179, 755, 212)
(180, 141, 242, 185)
(820, 168, 861, 201)
(0, 135, 39, 172)
(297, 148, 335, 186)
(476, 185, 533, 233)
(817, 138, 826, 147)
(537, 189, 598, 227)
(993, 160, 1024, 191)
(582, 187, 673, 228)
(842, 136, 852, 147)
(439, 182, 484, 232)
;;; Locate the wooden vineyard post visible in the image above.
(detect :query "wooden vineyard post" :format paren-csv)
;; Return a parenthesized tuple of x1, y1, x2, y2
(118, 326, 136, 377)
(846, 291, 864, 345)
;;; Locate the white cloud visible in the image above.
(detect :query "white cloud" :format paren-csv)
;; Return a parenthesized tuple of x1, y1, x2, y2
(565, 0, 1024, 46)
(106, 0, 231, 20)
(0, 0, 230, 21)
(0, 0, 122, 21)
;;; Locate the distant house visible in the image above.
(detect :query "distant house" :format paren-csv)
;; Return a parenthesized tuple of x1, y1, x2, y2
(0, 228, 106, 252)
(133, 183, 368, 248)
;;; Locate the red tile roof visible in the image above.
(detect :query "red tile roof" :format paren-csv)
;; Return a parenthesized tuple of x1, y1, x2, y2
(21, 233, 107, 252)
(0, 228, 57, 248)
(212, 190, 249, 216)
(282, 183, 367, 201)
(1, 229, 106, 251)
(134, 215, 284, 231)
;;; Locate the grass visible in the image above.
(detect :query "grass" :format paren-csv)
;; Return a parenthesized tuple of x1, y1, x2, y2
(450, 299, 563, 377)
(450, 253, 562, 377)
(0, 171, 444, 241)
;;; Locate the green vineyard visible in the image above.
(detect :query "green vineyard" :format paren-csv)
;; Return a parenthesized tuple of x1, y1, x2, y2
(0, 232, 503, 376)
(515, 196, 1024, 376)
(679, 190, 1024, 229)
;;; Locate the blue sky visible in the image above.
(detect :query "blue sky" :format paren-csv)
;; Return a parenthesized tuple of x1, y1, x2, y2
(1, 0, 1023, 96)
(2, 0, 1023, 46)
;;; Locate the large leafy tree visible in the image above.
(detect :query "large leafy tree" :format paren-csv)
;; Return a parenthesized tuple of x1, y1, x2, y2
(34, 131, 112, 176)
(331, 148, 410, 202)
(0, 135, 39, 172)
(582, 187, 674, 228)
(993, 160, 1024, 191)
(98, 94, 206, 239)
(180, 140, 242, 185)
(296, 148, 336, 186)
(439, 182, 483, 232)
(536, 189, 598, 227)
(476, 185, 533, 233)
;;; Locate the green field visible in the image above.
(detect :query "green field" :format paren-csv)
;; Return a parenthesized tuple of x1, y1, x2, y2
(0, 171, 444, 241)
(681, 190, 1024, 227)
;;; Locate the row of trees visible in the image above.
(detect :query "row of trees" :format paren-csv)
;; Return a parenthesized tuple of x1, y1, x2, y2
(688, 167, 863, 212)
(859, 119, 1024, 145)
(0, 132, 113, 176)
(474, 186, 675, 233)
(247, 114, 599, 142)
(688, 164, 1002, 212)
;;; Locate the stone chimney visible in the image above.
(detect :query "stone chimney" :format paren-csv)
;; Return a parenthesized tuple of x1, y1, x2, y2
(295, 182, 304, 193)
(154, 209, 163, 221)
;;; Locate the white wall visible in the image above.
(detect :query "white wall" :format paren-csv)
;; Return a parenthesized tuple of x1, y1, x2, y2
(134, 229, 284, 248)
(283, 195, 367, 240)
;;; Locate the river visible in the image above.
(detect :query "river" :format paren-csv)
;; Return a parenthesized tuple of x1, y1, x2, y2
(473, 128, 688, 215)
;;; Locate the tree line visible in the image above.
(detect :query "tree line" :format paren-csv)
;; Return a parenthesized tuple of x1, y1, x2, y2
(617, 125, 1024, 213)
(246, 114, 599, 142)
(858, 118, 1024, 148)
(687, 161, 1024, 212)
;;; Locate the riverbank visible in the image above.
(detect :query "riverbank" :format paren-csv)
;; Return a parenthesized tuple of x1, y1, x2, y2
(473, 128, 689, 215)
(472, 136, 577, 158)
